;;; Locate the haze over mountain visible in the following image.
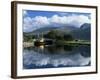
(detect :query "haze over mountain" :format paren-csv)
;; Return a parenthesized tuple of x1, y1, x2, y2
(28, 24, 79, 34)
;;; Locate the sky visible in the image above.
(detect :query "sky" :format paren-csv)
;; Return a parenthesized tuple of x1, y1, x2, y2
(23, 10, 91, 32)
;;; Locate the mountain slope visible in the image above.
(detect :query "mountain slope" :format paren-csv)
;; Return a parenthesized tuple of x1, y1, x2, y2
(23, 23, 91, 40)
(71, 23, 91, 40)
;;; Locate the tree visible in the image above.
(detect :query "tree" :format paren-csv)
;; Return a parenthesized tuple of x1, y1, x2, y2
(44, 30, 57, 39)
(23, 34, 35, 42)
(64, 34, 73, 41)
(44, 30, 74, 41)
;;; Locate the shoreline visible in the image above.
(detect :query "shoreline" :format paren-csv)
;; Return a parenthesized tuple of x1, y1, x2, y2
(23, 42, 34, 48)
(23, 40, 90, 48)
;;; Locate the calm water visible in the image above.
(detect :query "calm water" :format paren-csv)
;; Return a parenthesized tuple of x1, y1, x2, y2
(23, 45, 91, 69)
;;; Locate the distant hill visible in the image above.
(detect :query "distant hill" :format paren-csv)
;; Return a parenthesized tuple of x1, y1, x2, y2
(55, 25, 79, 33)
(81, 23, 90, 29)
(31, 27, 59, 34)
(29, 25, 79, 34)
(71, 23, 91, 40)
(23, 23, 91, 40)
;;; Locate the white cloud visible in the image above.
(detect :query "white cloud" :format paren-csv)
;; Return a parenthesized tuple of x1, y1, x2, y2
(58, 12, 71, 16)
(66, 14, 90, 27)
(23, 17, 33, 32)
(49, 15, 67, 25)
(23, 16, 50, 32)
(32, 16, 50, 27)
(23, 14, 90, 32)
(23, 11, 28, 16)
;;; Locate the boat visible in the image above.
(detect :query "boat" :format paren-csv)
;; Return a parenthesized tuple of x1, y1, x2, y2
(34, 38, 45, 46)
(34, 38, 54, 46)
(34, 33, 54, 46)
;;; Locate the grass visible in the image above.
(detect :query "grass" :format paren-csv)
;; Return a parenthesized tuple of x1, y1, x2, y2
(56, 40, 90, 45)
(23, 39, 91, 48)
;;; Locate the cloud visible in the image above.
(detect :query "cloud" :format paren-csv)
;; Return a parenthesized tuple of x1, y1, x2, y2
(23, 11, 28, 17)
(23, 14, 90, 32)
(23, 17, 33, 32)
(58, 12, 71, 16)
(32, 16, 50, 27)
(49, 15, 67, 25)
(23, 16, 50, 32)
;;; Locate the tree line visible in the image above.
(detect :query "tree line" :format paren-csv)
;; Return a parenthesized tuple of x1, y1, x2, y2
(23, 30, 74, 42)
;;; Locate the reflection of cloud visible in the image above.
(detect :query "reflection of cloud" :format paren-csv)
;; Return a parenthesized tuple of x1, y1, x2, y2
(23, 13, 90, 32)
(23, 50, 90, 68)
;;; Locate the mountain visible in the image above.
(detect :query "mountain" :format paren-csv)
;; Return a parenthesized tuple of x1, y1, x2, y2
(32, 25, 79, 34)
(58, 25, 78, 30)
(56, 25, 79, 33)
(33, 27, 59, 34)
(23, 23, 91, 40)
(80, 23, 90, 29)
(71, 23, 91, 40)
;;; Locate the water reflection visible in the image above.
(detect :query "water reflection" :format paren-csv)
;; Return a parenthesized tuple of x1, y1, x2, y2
(23, 45, 91, 69)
